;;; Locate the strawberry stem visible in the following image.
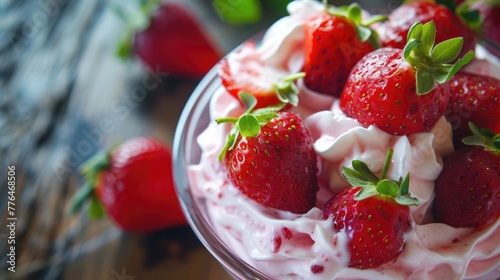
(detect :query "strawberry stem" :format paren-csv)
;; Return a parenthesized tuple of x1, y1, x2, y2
(342, 148, 418, 206)
(215, 117, 239, 124)
(69, 148, 113, 218)
(325, 3, 386, 48)
(282, 72, 306, 82)
(380, 148, 394, 180)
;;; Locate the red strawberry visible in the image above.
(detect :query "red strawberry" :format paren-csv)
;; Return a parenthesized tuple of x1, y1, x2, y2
(340, 21, 474, 135)
(117, 2, 222, 78)
(216, 94, 319, 213)
(379, 1, 476, 60)
(303, 3, 385, 97)
(433, 123, 500, 229)
(469, 0, 500, 57)
(323, 149, 418, 269)
(444, 72, 500, 148)
(71, 137, 187, 233)
(219, 42, 304, 109)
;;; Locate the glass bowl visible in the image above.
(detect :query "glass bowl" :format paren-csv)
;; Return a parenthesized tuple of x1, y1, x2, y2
(172, 3, 500, 280)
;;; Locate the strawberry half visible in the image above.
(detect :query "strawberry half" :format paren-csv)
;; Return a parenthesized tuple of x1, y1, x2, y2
(323, 149, 418, 269)
(219, 42, 304, 109)
(70, 137, 187, 233)
(303, 3, 386, 97)
(379, 1, 477, 61)
(444, 72, 500, 148)
(340, 21, 474, 135)
(433, 123, 500, 229)
(216, 93, 319, 213)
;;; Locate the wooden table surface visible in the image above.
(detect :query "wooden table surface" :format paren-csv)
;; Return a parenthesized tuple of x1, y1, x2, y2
(0, 0, 283, 279)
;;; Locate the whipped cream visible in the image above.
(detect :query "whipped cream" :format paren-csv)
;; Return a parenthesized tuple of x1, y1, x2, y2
(188, 1, 500, 279)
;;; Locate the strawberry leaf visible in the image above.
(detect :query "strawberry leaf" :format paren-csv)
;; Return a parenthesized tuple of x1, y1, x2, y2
(456, 1, 481, 30)
(436, 0, 457, 11)
(394, 195, 420, 206)
(342, 166, 376, 188)
(347, 3, 362, 24)
(407, 20, 423, 42)
(463, 122, 500, 153)
(216, 94, 283, 161)
(459, 10, 481, 29)
(218, 128, 238, 161)
(88, 197, 105, 219)
(355, 25, 372, 43)
(275, 82, 299, 106)
(69, 182, 95, 216)
(493, 139, 500, 150)
(343, 148, 418, 206)
(420, 21, 436, 55)
(255, 111, 279, 125)
(355, 186, 379, 200)
(238, 114, 260, 137)
(400, 174, 410, 196)
(404, 21, 474, 95)
(239, 92, 258, 112)
(112, 0, 162, 60)
(273, 72, 304, 107)
(376, 179, 399, 197)
(431, 38, 463, 63)
(416, 70, 435, 95)
(351, 160, 379, 183)
(434, 50, 474, 84)
(403, 39, 421, 60)
(327, 2, 385, 46)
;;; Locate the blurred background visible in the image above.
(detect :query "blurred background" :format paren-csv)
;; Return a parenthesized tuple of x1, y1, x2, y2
(0, 0, 394, 279)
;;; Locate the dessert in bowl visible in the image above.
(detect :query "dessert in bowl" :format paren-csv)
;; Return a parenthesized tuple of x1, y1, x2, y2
(173, 0, 500, 279)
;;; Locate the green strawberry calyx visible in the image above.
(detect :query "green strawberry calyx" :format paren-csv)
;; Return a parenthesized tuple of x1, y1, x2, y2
(342, 148, 419, 206)
(274, 72, 305, 107)
(463, 122, 500, 154)
(403, 21, 475, 95)
(114, 0, 162, 59)
(215, 92, 285, 161)
(69, 146, 120, 219)
(435, 0, 481, 31)
(323, 1, 387, 49)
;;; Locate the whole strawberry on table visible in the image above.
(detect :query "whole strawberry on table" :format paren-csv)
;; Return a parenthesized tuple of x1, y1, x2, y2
(115, 0, 222, 78)
(458, 0, 500, 56)
(70, 137, 187, 233)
